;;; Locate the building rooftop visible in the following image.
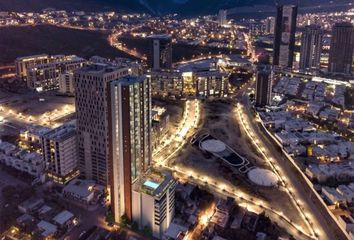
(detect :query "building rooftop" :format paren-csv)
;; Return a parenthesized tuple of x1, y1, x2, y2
(25, 124, 51, 136)
(15, 54, 48, 61)
(43, 124, 76, 142)
(75, 63, 126, 75)
(164, 222, 188, 239)
(133, 171, 174, 197)
(53, 210, 74, 225)
(63, 179, 96, 198)
(117, 75, 146, 85)
(18, 197, 44, 212)
(148, 34, 171, 40)
(37, 220, 57, 237)
(0, 141, 17, 154)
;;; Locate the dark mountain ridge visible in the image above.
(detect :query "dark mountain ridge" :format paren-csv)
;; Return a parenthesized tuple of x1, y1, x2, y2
(0, 0, 351, 16)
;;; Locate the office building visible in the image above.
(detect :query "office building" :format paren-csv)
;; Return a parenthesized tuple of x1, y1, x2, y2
(300, 25, 323, 71)
(148, 70, 183, 98)
(255, 65, 273, 107)
(300, 25, 323, 70)
(26, 55, 86, 91)
(148, 34, 172, 70)
(58, 72, 75, 96)
(194, 70, 228, 98)
(15, 54, 49, 80)
(148, 69, 228, 99)
(328, 22, 354, 74)
(74, 64, 129, 185)
(250, 23, 266, 36)
(273, 5, 298, 68)
(132, 172, 176, 239)
(218, 9, 227, 26)
(265, 17, 275, 34)
(41, 124, 79, 184)
(108, 75, 151, 222)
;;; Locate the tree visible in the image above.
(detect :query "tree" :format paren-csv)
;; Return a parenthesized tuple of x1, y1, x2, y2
(131, 221, 139, 231)
(119, 214, 128, 228)
(105, 210, 114, 225)
(143, 225, 152, 237)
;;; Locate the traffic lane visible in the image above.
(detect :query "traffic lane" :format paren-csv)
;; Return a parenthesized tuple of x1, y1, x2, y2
(241, 102, 343, 240)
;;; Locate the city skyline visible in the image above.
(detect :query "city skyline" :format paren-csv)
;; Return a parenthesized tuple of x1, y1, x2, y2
(0, 1, 353, 240)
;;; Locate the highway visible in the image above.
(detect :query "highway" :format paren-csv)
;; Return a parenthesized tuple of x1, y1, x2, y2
(235, 85, 347, 240)
(108, 31, 147, 61)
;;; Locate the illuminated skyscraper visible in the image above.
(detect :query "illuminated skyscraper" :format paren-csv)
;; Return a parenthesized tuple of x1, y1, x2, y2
(108, 75, 152, 222)
(74, 64, 129, 185)
(299, 25, 323, 71)
(265, 16, 275, 34)
(273, 5, 298, 68)
(218, 9, 227, 26)
(255, 65, 273, 107)
(148, 34, 172, 70)
(328, 22, 354, 74)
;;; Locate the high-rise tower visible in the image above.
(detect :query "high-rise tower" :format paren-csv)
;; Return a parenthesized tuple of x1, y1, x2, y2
(255, 65, 273, 107)
(273, 5, 298, 68)
(74, 64, 129, 185)
(328, 22, 354, 74)
(108, 75, 152, 222)
(147, 34, 172, 70)
(299, 25, 323, 71)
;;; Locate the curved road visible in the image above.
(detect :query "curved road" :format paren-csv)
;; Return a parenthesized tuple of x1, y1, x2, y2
(235, 83, 346, 240)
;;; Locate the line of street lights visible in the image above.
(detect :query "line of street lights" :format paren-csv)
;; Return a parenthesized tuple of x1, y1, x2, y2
(153, 98, 315, 239)
(235, 103, 319, 239)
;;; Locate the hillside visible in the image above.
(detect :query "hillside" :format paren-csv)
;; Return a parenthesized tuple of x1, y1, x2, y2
(0, 0, 351, 16)
(0, 25, 136, 64)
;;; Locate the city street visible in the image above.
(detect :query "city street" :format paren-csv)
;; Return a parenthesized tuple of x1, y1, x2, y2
(235, 89, 346, 240)
(153, 96, 315, 239)
(153, 99, 201, 165)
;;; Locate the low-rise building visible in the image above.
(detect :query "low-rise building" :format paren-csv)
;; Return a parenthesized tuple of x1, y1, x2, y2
(163, 222, 188, 240)
(306, 162, 354, 183)
(337, 185, 354, 203)
(319, 107, 340, 122)
(322, 186, 346, 205)
(18, 197, 44, 214)
(62, 179, 98, 204)
(338, 215, 354, 232)
(210, 198, 234, 229)
(52, 210, 75, 228)
(132, 171, 176, 239)
(37, 220, 57, 238)
(0, 141, 44, 177)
